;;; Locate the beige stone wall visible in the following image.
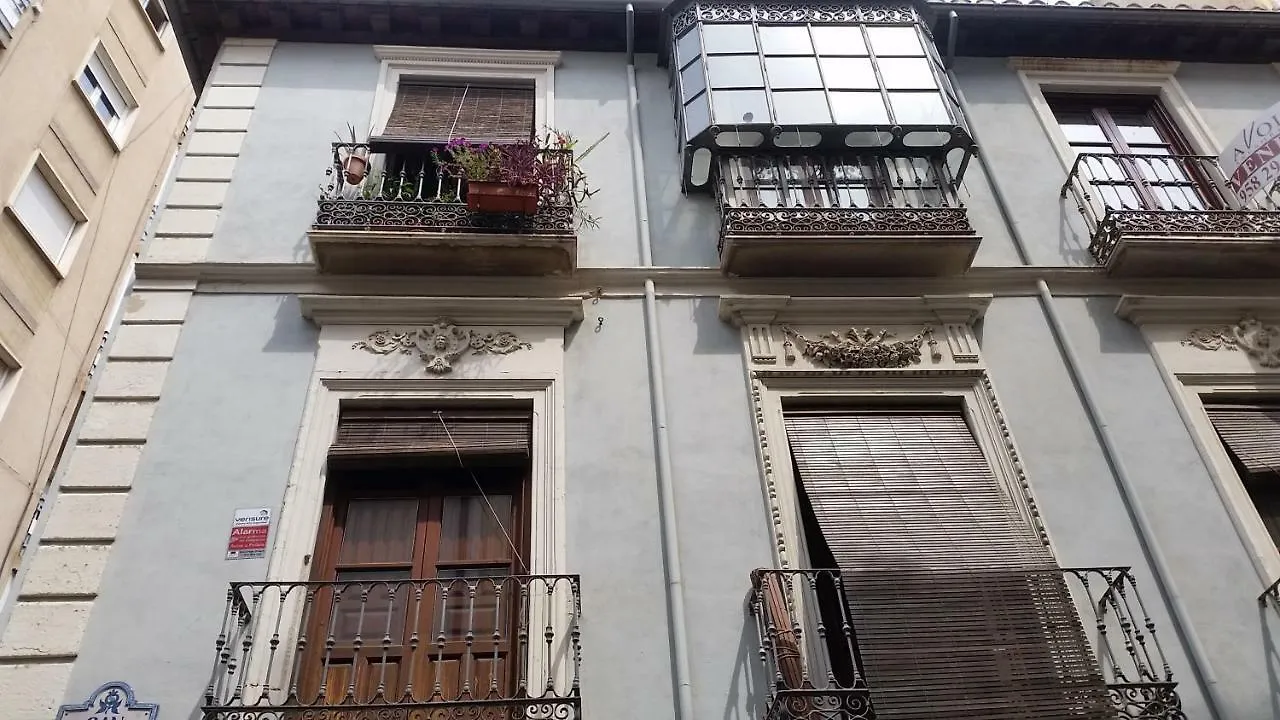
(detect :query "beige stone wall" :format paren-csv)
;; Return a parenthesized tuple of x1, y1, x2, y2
(0, 0, 194, 620)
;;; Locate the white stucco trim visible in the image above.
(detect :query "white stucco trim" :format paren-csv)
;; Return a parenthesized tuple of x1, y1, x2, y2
(298, 294, 585, 327)
(369, 46, 560, 139)
(1014, 60, 1222, 174)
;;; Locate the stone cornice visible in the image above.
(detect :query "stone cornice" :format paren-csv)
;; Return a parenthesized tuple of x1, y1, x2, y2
(1116, 295, 1280, 324)
(298, 295, 584, 327)
(717, 294, 993, 327)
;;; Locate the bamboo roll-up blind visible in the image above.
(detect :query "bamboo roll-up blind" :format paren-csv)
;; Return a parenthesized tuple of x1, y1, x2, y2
(329, 408, 531, 460)
(1205, 405, 1280, 476)
(376, 82, 535, 144)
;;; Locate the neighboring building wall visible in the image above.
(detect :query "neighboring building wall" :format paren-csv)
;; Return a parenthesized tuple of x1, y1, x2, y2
(0, 0, 193, 602)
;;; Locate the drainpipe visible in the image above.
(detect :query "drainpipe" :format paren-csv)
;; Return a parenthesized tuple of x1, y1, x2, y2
(626, 7, 696, 720)
(943, 11, 1226, 720)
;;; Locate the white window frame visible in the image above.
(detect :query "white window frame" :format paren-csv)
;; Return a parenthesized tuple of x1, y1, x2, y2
(369, 46, 560, 140)
(1013, 58, 1221, 174)
(4, 154, 89, 277)
(0, 336, 19, 423)
(0, 0, 33, 44)
(134, 0, 170, 43)
(75, 43, 139, 149)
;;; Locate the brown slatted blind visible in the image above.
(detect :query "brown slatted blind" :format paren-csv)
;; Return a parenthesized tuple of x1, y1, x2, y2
(329, 408, 530, 460)
(376, 82, 535, 143)
(785, 409, 1112, 720)
(1205, 405, 1280, 475)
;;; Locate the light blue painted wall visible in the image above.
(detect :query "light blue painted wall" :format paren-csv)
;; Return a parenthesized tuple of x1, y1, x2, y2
(1176, 63, 1280, 153)
(212, 43, 380, 263)
(63, 294, 319, 713)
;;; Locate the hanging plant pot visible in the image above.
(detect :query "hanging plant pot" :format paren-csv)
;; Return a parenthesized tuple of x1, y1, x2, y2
(342, 153, 369, 185)
(467, 181, 539, 215)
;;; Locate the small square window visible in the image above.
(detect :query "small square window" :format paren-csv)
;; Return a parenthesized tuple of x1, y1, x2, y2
(77, 46, 134, 141)
(758, 25, 812, 55)
(830, 91, 889, 125)
(820, 57, 878, 89)
(140, 0, 170, 34)
(702, 24, 757, 55)
(765, 57, 823, 89)
(773, 90, 831, 125)
(8, 162, 80, 266)
(866, 26, 924, 57)
(811, 26, 867, 56)
(712, 89, 769, 125)
(707, 55, 764, 89)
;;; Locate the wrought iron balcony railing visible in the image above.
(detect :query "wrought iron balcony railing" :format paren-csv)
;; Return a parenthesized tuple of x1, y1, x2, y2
(714, 154, 979, 276)
(751, 567, 1185, 720)
(1261, 576, 1280, 607)
(1061, 152, 1280, 269)
(203, 575, 581, 720)
(315, 142, 575, 234)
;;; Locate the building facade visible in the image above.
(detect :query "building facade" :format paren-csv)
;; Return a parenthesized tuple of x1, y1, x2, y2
(0, 0, 193, 596)
(3, 0, 1280, 719)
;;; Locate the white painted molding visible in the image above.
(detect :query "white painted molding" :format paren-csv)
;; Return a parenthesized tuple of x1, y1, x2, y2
(1116, 295, 1280, 324)
(717, 294, 993, 327)
(1009, 57, 1180, 76)
(298, 295, 585, 326)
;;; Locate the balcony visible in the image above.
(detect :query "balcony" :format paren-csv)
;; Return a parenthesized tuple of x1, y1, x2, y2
(309, 143, 577, 276)
(203, 574, 581, 720)
(716, 155, 980, 277)
(751, 567, 1185, 720)
(1063, 152, 1280, 277)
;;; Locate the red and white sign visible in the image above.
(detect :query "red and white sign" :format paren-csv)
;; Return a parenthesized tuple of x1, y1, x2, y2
(1220, 99, 1280, 203)
(226, 507, 272, 560)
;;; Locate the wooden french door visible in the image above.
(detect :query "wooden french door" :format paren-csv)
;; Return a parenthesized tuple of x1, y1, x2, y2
(1048, 95, 1222, 212)
(298, 468, 527, 706)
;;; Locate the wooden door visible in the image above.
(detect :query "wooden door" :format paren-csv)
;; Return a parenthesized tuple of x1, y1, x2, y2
(298, 469, 526, 706)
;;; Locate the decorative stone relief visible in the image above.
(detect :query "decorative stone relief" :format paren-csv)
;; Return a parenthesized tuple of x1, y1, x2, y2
(746, 323, 778, 364)
(781, 326, 940, 369)
(943, 322, 980, 364)
(353, 319, 532, 374)
(1182, 317, 1280, 368)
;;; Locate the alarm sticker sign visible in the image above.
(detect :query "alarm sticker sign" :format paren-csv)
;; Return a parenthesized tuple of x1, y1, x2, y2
(226, 507, 272, 560)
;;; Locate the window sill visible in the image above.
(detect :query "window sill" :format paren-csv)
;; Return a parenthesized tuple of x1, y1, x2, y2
(71, 80, 128, 153)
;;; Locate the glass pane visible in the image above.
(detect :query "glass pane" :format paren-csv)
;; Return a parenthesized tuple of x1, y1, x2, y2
(339, 499, 419, 564)
(877, 57, 936, 90)
(1081, 155, 1125, 181)
(866, 26, 923, 56)
(1059, 122, 1107, 145)
(712, 89, 770, 124)
(676, 27, 702, 68)
(702, 23, 757, 54)
(707, 55, 764, 88)
(773, 90, 831, 124)
(435, 571, 511, 641)
(681, 58, 706, 98)
(759, 25, 812, 55)
(439, 495, 513, 562)
(765, 57, 822, 89)
(1137, 154, 1189, 183)
(830, 91, 889, 124)
(332, 569, 412, 643)
(94, 95, 117, 125)
(77, 68, 100, 96)
(811, 25, 867, 56)
(1112, 116, 1163, 145)
(684, 94, 711, 140)
(820, 57, 878, 89)
(888, 91, 950, 124)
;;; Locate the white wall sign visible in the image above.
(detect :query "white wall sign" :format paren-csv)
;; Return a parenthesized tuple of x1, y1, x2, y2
(226, 507, 272, 560)
(1219, 99, 1280, 203)
(56, 682, 158, 720)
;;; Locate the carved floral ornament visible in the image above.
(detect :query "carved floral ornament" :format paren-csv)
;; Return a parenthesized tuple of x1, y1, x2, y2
(353, 319, 532, 374)
(1183, 317, 1280, 368)
(781, 325, 941, 369)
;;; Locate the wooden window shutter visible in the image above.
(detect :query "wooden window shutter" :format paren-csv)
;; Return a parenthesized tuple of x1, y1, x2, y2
(1205, 404, 1280, 476)
(784, 409, 1113, 720)
(329, 408, 531, 461)
(376, 82, 535, 144)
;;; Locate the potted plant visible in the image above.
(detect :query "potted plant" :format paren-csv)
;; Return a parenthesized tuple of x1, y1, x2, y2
(434, 130, 606, 227)
(335, 123, 369, 185)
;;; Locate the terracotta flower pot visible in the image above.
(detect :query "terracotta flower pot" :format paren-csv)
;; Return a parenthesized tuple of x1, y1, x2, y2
(467, 181, 539, 214)
(342, 154, 368, 185)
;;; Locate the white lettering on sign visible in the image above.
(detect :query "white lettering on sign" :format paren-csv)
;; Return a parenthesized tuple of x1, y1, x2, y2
(226, 507, 272, 560)
(1219, 99, 1280, 203)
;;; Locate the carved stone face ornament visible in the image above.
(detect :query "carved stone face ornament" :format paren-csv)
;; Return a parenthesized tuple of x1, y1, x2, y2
(782, 325, 940, 369)
(1183, 316, 1280, 368)
(354, 319, 532, 374)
